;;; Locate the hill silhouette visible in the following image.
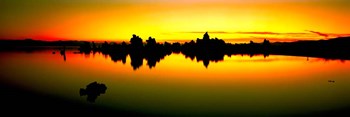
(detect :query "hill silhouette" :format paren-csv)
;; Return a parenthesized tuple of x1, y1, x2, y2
(0, 39, 83, 52)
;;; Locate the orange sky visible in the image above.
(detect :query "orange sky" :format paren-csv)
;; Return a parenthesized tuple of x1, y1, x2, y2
(0, 0, 349, 42)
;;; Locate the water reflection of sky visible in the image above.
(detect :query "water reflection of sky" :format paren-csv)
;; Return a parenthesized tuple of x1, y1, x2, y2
(1, 50, 350, 116)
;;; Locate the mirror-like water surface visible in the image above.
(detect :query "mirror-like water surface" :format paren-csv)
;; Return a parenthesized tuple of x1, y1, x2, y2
(1, 50, 350, 116)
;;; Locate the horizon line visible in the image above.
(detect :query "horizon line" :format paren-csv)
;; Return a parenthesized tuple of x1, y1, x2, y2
(1, 36, 348, 44)
(2, 30, 350, 42)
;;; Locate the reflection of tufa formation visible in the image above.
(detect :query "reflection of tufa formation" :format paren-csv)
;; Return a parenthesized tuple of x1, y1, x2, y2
(79, 32, 350, 69)
(79, 34, 173, 70)
(80, 82, 107, 103)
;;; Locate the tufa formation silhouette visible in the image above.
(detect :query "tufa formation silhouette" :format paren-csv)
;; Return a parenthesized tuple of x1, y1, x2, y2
(78, 32, 350, 69)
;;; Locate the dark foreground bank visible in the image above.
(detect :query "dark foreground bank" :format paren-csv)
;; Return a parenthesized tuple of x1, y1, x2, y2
(1, 82, 350, 117)
(0, 83, 146, 116)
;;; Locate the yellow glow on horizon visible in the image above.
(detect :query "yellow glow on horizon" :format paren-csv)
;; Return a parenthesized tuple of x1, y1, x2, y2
(5, 2, 348, 42)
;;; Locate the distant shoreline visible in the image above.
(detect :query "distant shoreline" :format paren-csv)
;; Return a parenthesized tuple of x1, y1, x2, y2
(1, 34, 350, 62)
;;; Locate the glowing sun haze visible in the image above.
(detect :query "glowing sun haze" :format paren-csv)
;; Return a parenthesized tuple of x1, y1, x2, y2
(0, 0, 349, 42)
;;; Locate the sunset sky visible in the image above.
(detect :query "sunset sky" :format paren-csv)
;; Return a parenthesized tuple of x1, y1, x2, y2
(0, 0, 350, 42)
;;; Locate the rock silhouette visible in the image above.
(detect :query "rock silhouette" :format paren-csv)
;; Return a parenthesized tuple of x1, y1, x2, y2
(80, 82, 107, 103)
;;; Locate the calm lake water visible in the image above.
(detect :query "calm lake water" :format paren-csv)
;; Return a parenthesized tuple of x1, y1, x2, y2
(1, 49, 350, 116)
